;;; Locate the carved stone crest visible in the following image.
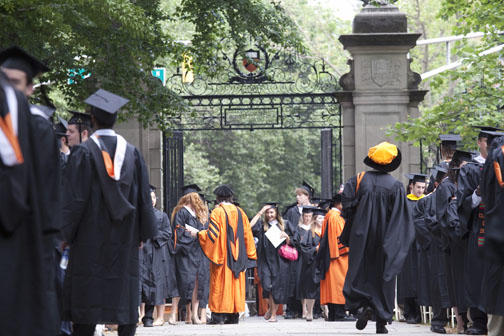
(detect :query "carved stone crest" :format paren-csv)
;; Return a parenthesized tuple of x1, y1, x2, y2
(370, 58, 400, 87)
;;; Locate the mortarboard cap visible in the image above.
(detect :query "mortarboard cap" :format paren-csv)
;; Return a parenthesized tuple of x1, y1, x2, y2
(264, 202, 279, 209)
(472, 126, 504, 139)
(313, 208, 327, 217)
(54, 116, 68, 137)
(0, 46, 49, 81)
(479, 130, 504, 145)
(302, 205, 317, 214)
(311, 197, 321, 206)
(84, 89, 129, 115)
(300, 181, 315, 197)
(412, 173, 427, 183)
(331, 193, 343, 205)
(68, 111, 92, 128)
(452, 150, 473, 163)
(182, 183, 201, 196)
(318, 199, 332, 209)
(439, 134, 461, 150)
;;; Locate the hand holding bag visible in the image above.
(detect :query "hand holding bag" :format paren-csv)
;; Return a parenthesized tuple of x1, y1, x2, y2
(278, 243, 298, 261)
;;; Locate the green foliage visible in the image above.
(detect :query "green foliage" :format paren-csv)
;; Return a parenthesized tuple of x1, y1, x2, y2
(0, 0, 304, 129)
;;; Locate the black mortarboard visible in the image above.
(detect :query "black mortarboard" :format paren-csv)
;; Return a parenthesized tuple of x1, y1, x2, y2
(302, 205, 317, 214)
(264, 202, 279, 209)
(182, 183, 201, 196)
(331, 193, 342, 205)
(411, 174, 427, 183)
(479, 130, 504, 145)
(452, 150, 473, 163)
(300, 181, 315, 197)
(318, 199, 332, 209)
(68, 111, 92, 128)
(149, 184, 157, 192)
(432, 165, 448, 182)
(54, 116, 68, 137)
(311, 197, 321, 206)
(0, 46, 49, 81)
(84, 89, 129, 114)
(213, 184, 234, 198)
(472, 126, 504, 139)
(313, 208, 327, 217)
(31, 104, 55, 118)
(439, 134, 461, 150)
(404, 173, 414, 184)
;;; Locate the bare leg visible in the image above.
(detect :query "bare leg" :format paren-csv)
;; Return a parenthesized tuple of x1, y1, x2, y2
(191, 278, 202, 324)
(302, 299, 307, 319)
(199, 306, 207, 324)
(306, 299, 315, 321)
(139, 303, 145, 324)
(185, 303, 192, 324)
(153, 304, 165, 326)
(168, 297, 179, 325)
(267, 295, 279, 322)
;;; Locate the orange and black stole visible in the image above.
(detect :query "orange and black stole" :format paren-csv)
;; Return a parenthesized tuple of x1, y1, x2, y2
(0, 88, 23, 164)
(95, 135, 114, 179)
(223, 206, 247, 278)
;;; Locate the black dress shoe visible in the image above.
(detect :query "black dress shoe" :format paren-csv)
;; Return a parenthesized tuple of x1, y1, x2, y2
(143, 319, 153, 327)
(376, 323, 388, 334)
(430, 325, 447, 334)
(464, 327, 487, 335)
(207, 313, 225, 325)
(406, 317, 421, 324)
(313, 313, 321, 319)
(284, 313, 296, 319)
(224, 313, 239, 324)
(356, 307, 373, 330)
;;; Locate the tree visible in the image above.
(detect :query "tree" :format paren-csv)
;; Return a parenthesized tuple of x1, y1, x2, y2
(0, 0, 304, 128)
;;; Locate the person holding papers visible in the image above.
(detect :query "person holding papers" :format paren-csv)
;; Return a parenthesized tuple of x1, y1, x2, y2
(250, 203, 293, 323)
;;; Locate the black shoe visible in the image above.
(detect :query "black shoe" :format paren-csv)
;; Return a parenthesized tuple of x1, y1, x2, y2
(313, 313, 321, 320)
(356, 307, 373, 330)
(430, 325, 447, 334)
(284, 312, 296, 319)
(406, 317, 421, 324)
(224, 313, 239, 324)
(143, 319, 153, 327)
(376, 323, 388, 334)
(464, 327, 487, 335)
(207, 313, 225, 325)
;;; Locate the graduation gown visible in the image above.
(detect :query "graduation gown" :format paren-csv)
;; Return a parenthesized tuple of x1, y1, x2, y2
(198, 203, 257, 313)
(252, 219, 291, 304)
(139, 208, 178, 305)
(479, 136, 504, 315)
(317, 208, 348, 305)
(283, 204, 302, 235)
(172, 207, 209, 304)
(457, 162, 487, 308)
(0, 82, 58, 336)
(293, 226, 320, 300)
(436, 178, 467, 311)
(397, 195, 423, 303)
(61, 133, 157, 325)
(341, 171, 414, 322)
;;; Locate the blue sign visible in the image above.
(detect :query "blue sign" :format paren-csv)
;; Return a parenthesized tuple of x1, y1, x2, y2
(68, 68, 91, 84)
(152, 68, 166, 86)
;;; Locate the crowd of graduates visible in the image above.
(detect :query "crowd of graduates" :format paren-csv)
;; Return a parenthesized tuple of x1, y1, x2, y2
(1, 44, 504, 336)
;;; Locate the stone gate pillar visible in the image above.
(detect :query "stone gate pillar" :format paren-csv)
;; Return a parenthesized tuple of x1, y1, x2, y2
(338, 4, 427, 182)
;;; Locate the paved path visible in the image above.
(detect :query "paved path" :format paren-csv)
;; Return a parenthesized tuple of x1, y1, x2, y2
(132, 316, 436, 335)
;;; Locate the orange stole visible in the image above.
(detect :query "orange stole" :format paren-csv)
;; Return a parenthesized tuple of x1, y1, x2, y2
(254, 268, 283, 316)
(198, 204, 257, 313)
(320, 209, 348, 305)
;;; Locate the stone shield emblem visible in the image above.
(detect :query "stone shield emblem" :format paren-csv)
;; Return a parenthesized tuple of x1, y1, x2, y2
(371, 58, 392, 87)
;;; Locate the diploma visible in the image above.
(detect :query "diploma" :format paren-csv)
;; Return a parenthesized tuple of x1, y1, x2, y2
(264, 224, 286, 248)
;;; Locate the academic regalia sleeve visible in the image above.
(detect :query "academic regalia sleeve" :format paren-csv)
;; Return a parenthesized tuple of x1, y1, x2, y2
(198, 207, 226, 265)
(251, 218, 263, 237)
(173, 208, 196, 254)
(135, 148, 157, 242)
(382, 182, 414, 281)
(340, 175, 358, 246)
(241, 208, 257, 261)
(413, 197, 431, 250)
(153, 211, 172, 250)
(61, 145, 93, 243)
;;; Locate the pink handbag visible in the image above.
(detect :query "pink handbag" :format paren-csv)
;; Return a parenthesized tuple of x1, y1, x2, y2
(278, 244, 298, 261)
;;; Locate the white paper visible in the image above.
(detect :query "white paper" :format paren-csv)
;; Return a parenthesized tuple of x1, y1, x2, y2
(185, 224, 199, 234)
(264, 224, 286, 248)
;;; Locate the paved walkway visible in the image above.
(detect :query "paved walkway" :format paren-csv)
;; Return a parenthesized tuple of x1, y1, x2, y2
(132, 316, 436, 335)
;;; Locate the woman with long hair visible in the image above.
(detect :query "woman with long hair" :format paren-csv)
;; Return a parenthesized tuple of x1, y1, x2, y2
(167, 187, 209, 325)
(250, 203, 293, 323)
(293, 206, 322, 322)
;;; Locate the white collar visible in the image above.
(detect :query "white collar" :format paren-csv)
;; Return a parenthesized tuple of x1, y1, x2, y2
(93, 129, 116, 136)
(331, 207, 341, 213)
(474, 155, 485, 164)
(0, 84, 21, 166)
(29, 105, 49, 120)
(268, 220, 278, 226)
(184, 205, 196, 217)
(299, 223, 310, 231)
(220, 202, 233, 205)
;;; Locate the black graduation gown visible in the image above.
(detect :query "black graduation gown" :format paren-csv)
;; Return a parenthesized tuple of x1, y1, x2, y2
(397, 197, 420, 303)
(283, 204, 301, 234)
(457, 162, 487, 308)
(341, 171, 414, 322)
(412, 195, 432, 306)
(0, 84, 59, 336)
(140, 208, 178, 305)
(61, 136, 157, 325)
(252, 219, 291, 304)
(293, 227, 320, 300)
(436, 178, 467, 311)
(479, 136, 504, 315)
(172, 207, 210, 304)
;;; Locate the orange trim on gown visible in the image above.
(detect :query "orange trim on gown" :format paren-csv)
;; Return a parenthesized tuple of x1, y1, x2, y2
(198, 204, 257, 313)
(320, 209, 349, 305)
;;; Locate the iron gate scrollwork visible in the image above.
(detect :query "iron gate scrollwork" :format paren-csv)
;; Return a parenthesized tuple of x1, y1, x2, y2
(163, 131, 184, 213)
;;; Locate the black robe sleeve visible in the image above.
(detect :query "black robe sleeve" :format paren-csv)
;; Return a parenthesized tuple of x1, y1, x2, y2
(340, 175, 358, 246)
(173, 208, 196, 255)
(134, 148, 157, 242)
(153, 211, 172, 251)
(61, 145, 93, 243)
(413, 196, 431, 250)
